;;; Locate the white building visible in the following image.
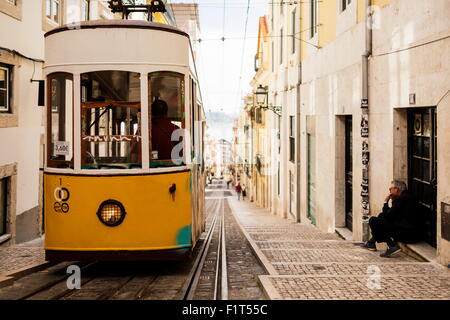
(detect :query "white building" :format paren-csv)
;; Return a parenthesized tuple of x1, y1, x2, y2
(0, 0, 112, 245)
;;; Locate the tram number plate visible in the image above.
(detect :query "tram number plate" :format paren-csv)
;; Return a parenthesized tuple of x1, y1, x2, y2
(54, 141, 70, 156)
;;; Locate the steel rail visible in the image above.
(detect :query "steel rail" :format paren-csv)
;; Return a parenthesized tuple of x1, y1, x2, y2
(180, 198, 220, 300)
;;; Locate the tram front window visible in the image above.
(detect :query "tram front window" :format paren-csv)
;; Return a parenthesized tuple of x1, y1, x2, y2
(47, 73, 74, 168)
(81, 71, 141, 169)
(149, 72, 185, 167)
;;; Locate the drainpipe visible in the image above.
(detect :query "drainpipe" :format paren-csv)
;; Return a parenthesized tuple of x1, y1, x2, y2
(361, 0, 373, 241)
(295, 6, 303, 223)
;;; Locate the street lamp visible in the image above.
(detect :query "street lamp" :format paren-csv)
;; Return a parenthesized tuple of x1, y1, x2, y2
(255, 85, 268, 106)
(254, 85, 282, 116)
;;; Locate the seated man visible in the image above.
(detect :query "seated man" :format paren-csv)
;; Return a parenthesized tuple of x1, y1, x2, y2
(361, 180, 423, 257)
(151, 97, 180, 162)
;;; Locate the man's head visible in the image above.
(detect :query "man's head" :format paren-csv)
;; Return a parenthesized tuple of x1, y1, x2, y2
(152, 98, 168, 117)
(389, 180, 407, 199)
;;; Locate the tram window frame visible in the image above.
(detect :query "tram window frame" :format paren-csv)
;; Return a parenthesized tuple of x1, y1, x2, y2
(148, 71, 186, 168)
(47, 72, 74, 169)
(80, 71, 142, 170)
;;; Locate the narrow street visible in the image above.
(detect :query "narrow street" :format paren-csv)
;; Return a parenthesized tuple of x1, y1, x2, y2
(1, 179, 449, 300)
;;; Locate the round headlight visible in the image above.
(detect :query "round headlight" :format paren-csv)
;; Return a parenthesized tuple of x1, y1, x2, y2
(97, 200, 126, 227)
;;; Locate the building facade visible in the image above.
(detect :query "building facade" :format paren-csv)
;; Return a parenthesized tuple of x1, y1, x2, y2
(296, 0, 450, 265)
(236, 0, 449, 266)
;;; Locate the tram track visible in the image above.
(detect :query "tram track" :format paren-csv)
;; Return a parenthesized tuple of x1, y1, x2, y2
(0, 180, 265, 300)
(180, 195, 228, 300)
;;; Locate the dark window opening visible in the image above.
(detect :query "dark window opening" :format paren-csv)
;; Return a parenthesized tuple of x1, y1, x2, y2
(47, 73, 74, 168)
(0, 63, 12, 113)
(0, 177, 8, 237)
(289, 116, 295, 162)
(310, 0, 318, 38)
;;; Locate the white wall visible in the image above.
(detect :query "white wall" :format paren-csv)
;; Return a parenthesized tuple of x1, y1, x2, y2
(0, 0, 45, 216)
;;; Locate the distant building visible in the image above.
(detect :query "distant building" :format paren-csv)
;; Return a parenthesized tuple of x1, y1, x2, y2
(171, 3, 200, 59)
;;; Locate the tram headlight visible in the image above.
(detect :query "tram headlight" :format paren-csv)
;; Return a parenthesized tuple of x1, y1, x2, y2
(97, 200, 126, 227)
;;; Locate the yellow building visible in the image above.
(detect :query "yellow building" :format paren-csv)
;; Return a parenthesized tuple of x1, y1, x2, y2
(250, 16, 271, 208)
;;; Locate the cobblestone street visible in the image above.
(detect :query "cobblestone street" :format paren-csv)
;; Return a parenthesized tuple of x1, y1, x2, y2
(0, 237, 46, 278)
(228, 196, 450, 300)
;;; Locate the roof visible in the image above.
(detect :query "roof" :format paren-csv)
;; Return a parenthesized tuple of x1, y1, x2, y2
(44, 19, 189, 38)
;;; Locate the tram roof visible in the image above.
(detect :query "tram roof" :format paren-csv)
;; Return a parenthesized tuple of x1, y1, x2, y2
(44, 19, 189, 39)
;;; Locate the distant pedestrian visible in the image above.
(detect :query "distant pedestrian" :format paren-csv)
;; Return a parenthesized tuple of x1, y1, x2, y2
(235, 183, 242, 200)
(227, 179, 231, 189)
(242, 184, 247, 201)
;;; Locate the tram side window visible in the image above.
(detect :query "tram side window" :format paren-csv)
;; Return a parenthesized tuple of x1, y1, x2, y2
(149, 72, 185, 167)
(48, 74, 73, 168)
(81, 71, 141, 169)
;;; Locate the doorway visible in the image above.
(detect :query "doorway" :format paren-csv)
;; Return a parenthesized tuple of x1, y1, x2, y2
(344, 116, 353, 231)
(408, 108, 437, 248)
(307, 133, 316, 225)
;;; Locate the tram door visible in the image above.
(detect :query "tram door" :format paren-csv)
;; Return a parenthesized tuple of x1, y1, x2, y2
(408, 108, 437, 248)
(344, 116, 353, 231)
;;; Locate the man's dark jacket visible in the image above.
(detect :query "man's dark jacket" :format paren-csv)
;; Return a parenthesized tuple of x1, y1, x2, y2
(379, 190, 423, 234)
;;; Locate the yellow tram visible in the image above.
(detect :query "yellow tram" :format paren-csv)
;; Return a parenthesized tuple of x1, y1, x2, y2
(43, 20, 206, 261)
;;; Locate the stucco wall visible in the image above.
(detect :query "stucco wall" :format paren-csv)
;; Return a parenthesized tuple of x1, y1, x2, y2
(0, 0, 45, 243)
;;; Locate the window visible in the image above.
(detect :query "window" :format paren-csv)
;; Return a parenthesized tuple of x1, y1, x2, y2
(0, 64, 11, 113)
(289, 116, 295, 162)
(271, 41, 274, 72)
(277, 162, 280, 196)
(280, 28, 283, 65)
(341, 0, 351, 12)
(81, 0, 90, 21)
(271, 2, 274, 30)
(0, 177, 7, 237)
(1, 0, 22, 20)
(149, 72, 185, 167)
(47, 73, 73, 168)
(310, 0, 318, 38)
(46, 0, 60, 23)
(292, 9, 296, 54)
(80, 71, 141, 169)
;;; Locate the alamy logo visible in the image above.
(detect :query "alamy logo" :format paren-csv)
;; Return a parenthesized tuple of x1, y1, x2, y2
(66, 265, 81, 290)
(366, 265, 382, 290)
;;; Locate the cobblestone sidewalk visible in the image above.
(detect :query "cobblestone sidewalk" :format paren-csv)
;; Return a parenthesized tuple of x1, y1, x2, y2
(0, 237, 46, 277)
(227, 196, 450, 300)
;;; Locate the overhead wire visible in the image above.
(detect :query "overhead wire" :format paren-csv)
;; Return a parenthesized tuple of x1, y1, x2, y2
(235, 0, 251, 111)
(221, 0, 226, 111)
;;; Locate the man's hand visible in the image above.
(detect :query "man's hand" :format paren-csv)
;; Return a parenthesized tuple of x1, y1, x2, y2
(384, 194, 391, 203)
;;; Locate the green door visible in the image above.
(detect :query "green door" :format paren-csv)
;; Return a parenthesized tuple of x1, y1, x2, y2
(307, 134, 316, 225)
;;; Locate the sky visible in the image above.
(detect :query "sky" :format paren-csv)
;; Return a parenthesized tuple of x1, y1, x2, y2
(169, 0, 269, 141)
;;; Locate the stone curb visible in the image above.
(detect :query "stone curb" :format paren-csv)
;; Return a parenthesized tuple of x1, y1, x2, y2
(0, 276, 14, 289)
(0, 261, 54, 288)
(258, 276, 283, 300)
(226, 198, 279, 276)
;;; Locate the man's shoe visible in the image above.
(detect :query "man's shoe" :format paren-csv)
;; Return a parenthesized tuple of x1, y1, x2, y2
(380, 245, 401, 257)
(359, 241, 377, 251)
